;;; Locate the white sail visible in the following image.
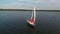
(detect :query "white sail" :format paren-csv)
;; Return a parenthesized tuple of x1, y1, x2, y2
(31, 9, 33, 18)
(31, 6, 36, 23)
(34, 6, 36, 22)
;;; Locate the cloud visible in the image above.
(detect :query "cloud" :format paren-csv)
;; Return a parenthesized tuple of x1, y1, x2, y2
(16, 0, 45, 3)
(16, 0, 59, 2)
(42, 0, 60, 2)
(0, 0, 60, 10)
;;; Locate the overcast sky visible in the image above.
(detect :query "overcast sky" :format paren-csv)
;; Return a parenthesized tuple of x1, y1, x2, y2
(0, 0, 60, 10)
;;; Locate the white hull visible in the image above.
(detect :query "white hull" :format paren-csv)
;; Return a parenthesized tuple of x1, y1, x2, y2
(27, 20, 35, 26)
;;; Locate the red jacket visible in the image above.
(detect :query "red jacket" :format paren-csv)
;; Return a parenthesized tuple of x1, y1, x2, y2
(28, 18, 35, 23)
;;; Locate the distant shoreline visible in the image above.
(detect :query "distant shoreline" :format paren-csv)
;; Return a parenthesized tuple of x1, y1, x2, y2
(0, 9, 60, 11)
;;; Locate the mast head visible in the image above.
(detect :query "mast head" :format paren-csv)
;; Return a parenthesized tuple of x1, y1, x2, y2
(34, 6, 35, 10)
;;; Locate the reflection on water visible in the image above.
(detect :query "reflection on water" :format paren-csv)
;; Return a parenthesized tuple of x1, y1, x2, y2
(27, 25, 36, 34)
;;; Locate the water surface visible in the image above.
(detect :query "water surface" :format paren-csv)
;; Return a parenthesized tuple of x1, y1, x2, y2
(0, 11, 60, 34)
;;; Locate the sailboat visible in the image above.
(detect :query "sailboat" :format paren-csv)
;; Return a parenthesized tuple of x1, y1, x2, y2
(27, 6, 36, 27)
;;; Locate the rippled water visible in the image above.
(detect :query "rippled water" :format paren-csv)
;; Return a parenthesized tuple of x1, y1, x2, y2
(0, 11, 60, 34)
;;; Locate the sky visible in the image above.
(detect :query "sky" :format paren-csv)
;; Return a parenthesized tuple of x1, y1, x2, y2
(0, 0, 60, 10)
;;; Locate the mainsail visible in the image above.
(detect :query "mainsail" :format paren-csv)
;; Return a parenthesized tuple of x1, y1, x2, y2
(31, 6, 36, 23)
(34, 6, 36, 22)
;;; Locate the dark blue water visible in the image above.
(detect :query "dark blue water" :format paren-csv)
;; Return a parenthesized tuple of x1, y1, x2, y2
(0, 11, 60, 34)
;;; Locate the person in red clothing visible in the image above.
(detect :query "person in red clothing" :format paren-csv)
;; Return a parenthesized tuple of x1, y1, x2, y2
(28, 17, 35, 23)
